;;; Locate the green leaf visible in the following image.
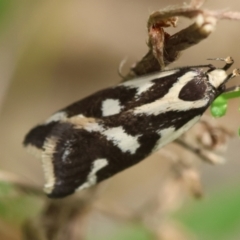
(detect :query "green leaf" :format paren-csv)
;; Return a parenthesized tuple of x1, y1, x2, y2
(0, 0, 11, 27)
(210, 96, 228, 117)
(88, 224, 154, 240)
(222, 88, 240, 100)
(0, 181, 43, 225)
(174, 183, 240, 240)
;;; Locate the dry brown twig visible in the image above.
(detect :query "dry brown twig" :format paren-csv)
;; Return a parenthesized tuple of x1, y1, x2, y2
(125, 0, 240, 79)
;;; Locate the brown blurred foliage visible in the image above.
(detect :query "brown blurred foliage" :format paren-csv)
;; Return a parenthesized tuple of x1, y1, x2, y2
(0, 1, 240, 240)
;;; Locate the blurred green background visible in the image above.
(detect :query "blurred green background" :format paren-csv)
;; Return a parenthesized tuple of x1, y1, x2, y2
(0, 1, 240, 239)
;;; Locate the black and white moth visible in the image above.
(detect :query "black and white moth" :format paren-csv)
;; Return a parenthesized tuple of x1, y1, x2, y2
(24, 57, 239, 198)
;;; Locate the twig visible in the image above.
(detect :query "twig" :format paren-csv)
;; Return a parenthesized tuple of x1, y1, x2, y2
(0, 170, 43, 196)
(175, 139, 225, 164)
(124, 4, 240, 80)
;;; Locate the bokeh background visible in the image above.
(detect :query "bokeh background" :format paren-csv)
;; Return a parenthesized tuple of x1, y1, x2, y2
(0, 1, 240, 239)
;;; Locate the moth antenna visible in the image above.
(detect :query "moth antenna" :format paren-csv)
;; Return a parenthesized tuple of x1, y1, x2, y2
(179, 64, 215, 72)
(207, 56, 234, 71)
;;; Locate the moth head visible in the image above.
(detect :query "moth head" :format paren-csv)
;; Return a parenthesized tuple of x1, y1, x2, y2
(207, 56, 240, 90)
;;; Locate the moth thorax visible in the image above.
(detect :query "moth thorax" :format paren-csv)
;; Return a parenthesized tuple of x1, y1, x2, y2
(207, 69, 227, 89)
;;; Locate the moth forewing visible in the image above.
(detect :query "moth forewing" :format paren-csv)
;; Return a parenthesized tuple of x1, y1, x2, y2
(24, 58, 239, 198)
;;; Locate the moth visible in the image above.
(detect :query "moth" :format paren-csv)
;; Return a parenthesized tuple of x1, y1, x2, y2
(24, 57, 239, 198)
